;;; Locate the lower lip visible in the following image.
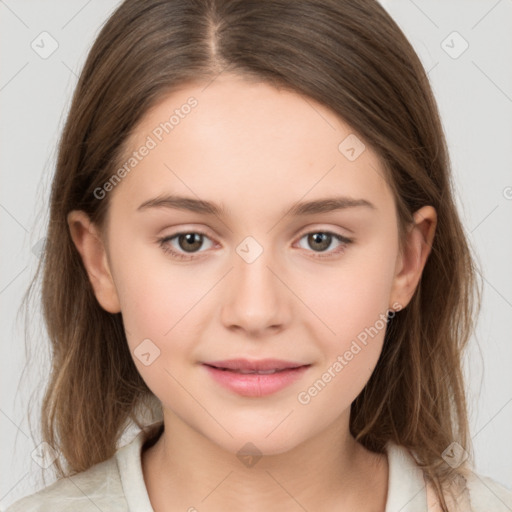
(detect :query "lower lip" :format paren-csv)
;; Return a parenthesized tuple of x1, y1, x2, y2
(203, 365, 310, 397)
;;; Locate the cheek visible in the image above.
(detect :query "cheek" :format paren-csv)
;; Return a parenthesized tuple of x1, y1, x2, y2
(112, 233, 209, 337)
(301, 241, 397, 347)
(296, 259, 395, 416)
(294, 239, 397, 406)
(295, 333, 383, 429)
(116, 266, 199, 403)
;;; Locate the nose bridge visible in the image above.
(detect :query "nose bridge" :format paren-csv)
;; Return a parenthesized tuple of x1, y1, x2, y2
(234, 234, 281, 303)
(220, 234, 290, 332)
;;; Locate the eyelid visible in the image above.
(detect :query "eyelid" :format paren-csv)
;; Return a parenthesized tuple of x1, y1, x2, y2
(157, 229, 214, 261)
(157, 224, 354, 260)
(294, 223, 353, 239)
(156, 225, 217, 245)
(158, 224, 352, 244)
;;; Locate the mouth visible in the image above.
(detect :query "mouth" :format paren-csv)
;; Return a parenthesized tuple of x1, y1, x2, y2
(202, 359, 311, 397)
(203, 358, 309, 372)
(209, 368, 294, 374)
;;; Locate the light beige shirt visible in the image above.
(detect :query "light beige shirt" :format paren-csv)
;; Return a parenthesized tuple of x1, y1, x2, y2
(5, 422, 512, 511)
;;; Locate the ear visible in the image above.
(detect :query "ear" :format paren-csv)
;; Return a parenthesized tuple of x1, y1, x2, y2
(67, 210, 121, 314)
(389, 205, 437, 310)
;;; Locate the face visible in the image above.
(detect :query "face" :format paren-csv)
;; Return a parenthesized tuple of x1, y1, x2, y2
(71, 74, 426, 456)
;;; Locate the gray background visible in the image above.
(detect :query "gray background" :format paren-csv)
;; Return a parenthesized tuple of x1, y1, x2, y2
(1, 0, 511, 507)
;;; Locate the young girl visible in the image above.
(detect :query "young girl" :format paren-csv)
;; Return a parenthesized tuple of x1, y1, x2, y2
(6, 0, 512, 511)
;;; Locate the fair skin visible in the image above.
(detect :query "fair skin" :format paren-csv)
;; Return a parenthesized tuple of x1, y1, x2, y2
(67, 74, 436, 511)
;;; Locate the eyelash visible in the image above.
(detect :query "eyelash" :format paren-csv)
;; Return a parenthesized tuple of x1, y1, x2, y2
(157, 229, 353, 261)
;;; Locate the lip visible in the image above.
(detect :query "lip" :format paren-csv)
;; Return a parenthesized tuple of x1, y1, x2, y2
(202, 358, 311, 397)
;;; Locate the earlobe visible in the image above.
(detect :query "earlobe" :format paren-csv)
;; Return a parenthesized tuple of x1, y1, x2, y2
(67, 210, 121, 314)
(390, 205, 437, 309)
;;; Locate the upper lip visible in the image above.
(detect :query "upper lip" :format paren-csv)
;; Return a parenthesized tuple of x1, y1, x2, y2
(203, 358, 310, 371)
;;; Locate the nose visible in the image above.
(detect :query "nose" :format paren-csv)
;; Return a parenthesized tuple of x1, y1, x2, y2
(220, 241, 291, 337)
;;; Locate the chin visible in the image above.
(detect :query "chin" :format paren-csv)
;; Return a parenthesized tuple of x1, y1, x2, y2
(203, 420, 310, 459)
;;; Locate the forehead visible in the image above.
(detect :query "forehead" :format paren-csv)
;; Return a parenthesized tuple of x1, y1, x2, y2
(110, 75, 393, 218)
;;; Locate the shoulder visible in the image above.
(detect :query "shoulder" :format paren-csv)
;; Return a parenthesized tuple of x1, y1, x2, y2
(3, 421, 163, 512)
(463, 471, 512, 512)
(425, 468, 512, 512)
(3, 456, 127, 512)
(386, 442, 512, 512)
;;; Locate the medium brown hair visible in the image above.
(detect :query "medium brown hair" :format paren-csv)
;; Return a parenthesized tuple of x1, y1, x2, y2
(20, 0, 480, 509)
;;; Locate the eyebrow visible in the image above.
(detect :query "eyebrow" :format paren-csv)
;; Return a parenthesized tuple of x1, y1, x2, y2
(136, 194, 376, 217)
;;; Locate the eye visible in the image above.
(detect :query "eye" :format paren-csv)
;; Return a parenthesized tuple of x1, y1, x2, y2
(157, 229, 353, 261)
(158, 231, 215, 261)
(295, 231, 353, 259)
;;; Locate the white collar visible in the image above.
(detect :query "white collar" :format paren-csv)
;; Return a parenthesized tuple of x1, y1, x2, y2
(116, 422, 428, 512)
(384, 440, 428, 511)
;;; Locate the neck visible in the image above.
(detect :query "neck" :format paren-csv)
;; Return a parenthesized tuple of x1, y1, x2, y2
(141, 410, 389, 512)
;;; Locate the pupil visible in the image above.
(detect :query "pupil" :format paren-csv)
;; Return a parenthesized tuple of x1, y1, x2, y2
(309, 233, 330, 251)
(176, 233, 332, 254)
(179, 233, 202, 252)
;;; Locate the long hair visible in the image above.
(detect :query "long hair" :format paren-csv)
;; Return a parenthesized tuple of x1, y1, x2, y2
(20, 1, 480, 509)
